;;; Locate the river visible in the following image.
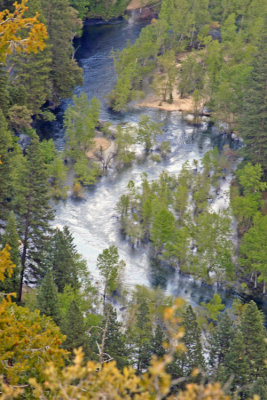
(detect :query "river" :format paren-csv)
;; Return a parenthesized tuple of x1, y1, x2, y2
(53, 19, 240, 307)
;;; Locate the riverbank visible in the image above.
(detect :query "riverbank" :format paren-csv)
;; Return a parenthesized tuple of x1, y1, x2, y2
(137, 92, 204, 114)
(86, 137, 112, 159)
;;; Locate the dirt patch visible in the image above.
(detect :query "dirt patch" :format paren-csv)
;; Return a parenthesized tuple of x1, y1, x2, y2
(86, 137, 111, 159)
(126, 0, 150, 10)
(137, 93, 198, 113)
(137, 54, 207, 113)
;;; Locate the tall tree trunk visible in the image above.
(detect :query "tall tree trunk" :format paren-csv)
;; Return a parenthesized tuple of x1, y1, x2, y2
(18, 210, 30, 303)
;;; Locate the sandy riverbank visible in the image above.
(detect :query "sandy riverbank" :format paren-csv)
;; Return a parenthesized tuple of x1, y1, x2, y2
(137, 53, 207, 114)
(126, 0, 152, 10)
(137, 93, 201, 113)
(86, 137, 112, 159)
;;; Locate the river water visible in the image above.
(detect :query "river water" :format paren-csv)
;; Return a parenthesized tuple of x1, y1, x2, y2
(53, 19, 239, 306)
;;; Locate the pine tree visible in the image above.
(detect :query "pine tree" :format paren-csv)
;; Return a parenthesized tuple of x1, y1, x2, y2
(47, 227, 80, 292)
(151, 207, 176, 253)
(135, 300, 153, 373)
(249, 378, 267, 400)
(221, 330, 248, 397)
(64, 94, 100, 160)
(240, 301, 267, 384)
(10, 48, 52, 116)
(40, 0, 83, 105)
(97, 246, 125, 305)
(94, 304, 129, 369)
(13, 133, 54, 302)
(182, 306, 205, 375)
(37, 270, 61, 324)
(0, 64, 10, 116)
(151, 323, 166, 359)
(0, 211, 20, 295)
(239, 20, 267, 172)
(208, 311, 234, 374)
(239, 214, 267, 293)
(9, 0, 52, 116)
(0, 110, 13, 225)
(62, 300, 88, 355)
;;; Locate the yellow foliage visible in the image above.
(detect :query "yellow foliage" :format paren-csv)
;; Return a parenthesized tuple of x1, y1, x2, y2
(0, 301, 67, 386)
(175, 382, 230, 400)
(0, 0, 47, 61)
(0, 290, 230, 399)
(0, 244, 15, 283)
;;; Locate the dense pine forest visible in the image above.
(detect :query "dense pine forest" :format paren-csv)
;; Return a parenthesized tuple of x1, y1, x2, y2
(0, 0, 267, 398)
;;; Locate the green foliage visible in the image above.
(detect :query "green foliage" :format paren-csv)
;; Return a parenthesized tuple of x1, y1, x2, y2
(62, 300, 89, 356)
(97, 246, 125, 304)
(231, 163, 266, 235)
(151, 207, 176, 252)
(47, 226, 85, 292)
(70, 0, 89, 18)
(182, 305, 205, 374)
(0, 211, 20, 295)
(86, 0, 130, 20)
(118, 155, 234, 284)
(238, 20, 267, 171)
(90, 304, 129, 369)
(64, 94, 101, 185)
(64, 94, 100, 159)
(37, 270, 61, 324)
(12, 133, 54, 302)
(239, 214, 267, 292)
(136, 115, 163, 152)
(237, 162, 267, 195)
(178, 54, 205, 98)
(40, 0, 83, 104)
(191, 211, 234, 282)
(208, 311, 234, 374)
(40, 139, 67, 199)
(200, 294, 225, 322)
(241, 301, 267, 384)
(114, 125, 135, 166)
(0, 111, 14, 224)
(74, 155, 101, 186)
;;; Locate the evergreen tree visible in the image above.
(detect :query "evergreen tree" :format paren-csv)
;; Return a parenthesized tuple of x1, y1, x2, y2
(9, 0, 52, 116)
(97, 246, 125, 305)
(0, 110, 13, 225)
(151, 207, 176, 253)
(64, 94, 100, 160)
(37, 270, 61, 324)
(240, 301, 267, 384)
(47, 227, 81, 292)
(0, 64, 10, 115)
(221, 330, 248, 397)
(208, 311, 234, 374)
(92, 304, 129, 369)
(135, 300, 153, 373)
(249, 377, 267, 400)
(40, 0, 83, 105)
(239, 20, 267, 172)
(239, 214, 267, 293)
(136, 116, 163, 152)
(0, 211, 20, 295)
(182, 305, 205, 375)
(13, 133, 54, 302)
(62, 300, 88, 355)
(151, 323, 166, 359)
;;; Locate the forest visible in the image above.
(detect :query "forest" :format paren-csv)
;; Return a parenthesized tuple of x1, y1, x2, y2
(0, 0, 267, 398)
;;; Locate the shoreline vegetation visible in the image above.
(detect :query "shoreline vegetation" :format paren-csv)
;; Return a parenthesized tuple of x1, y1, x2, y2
(1, 0, 267, 398)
